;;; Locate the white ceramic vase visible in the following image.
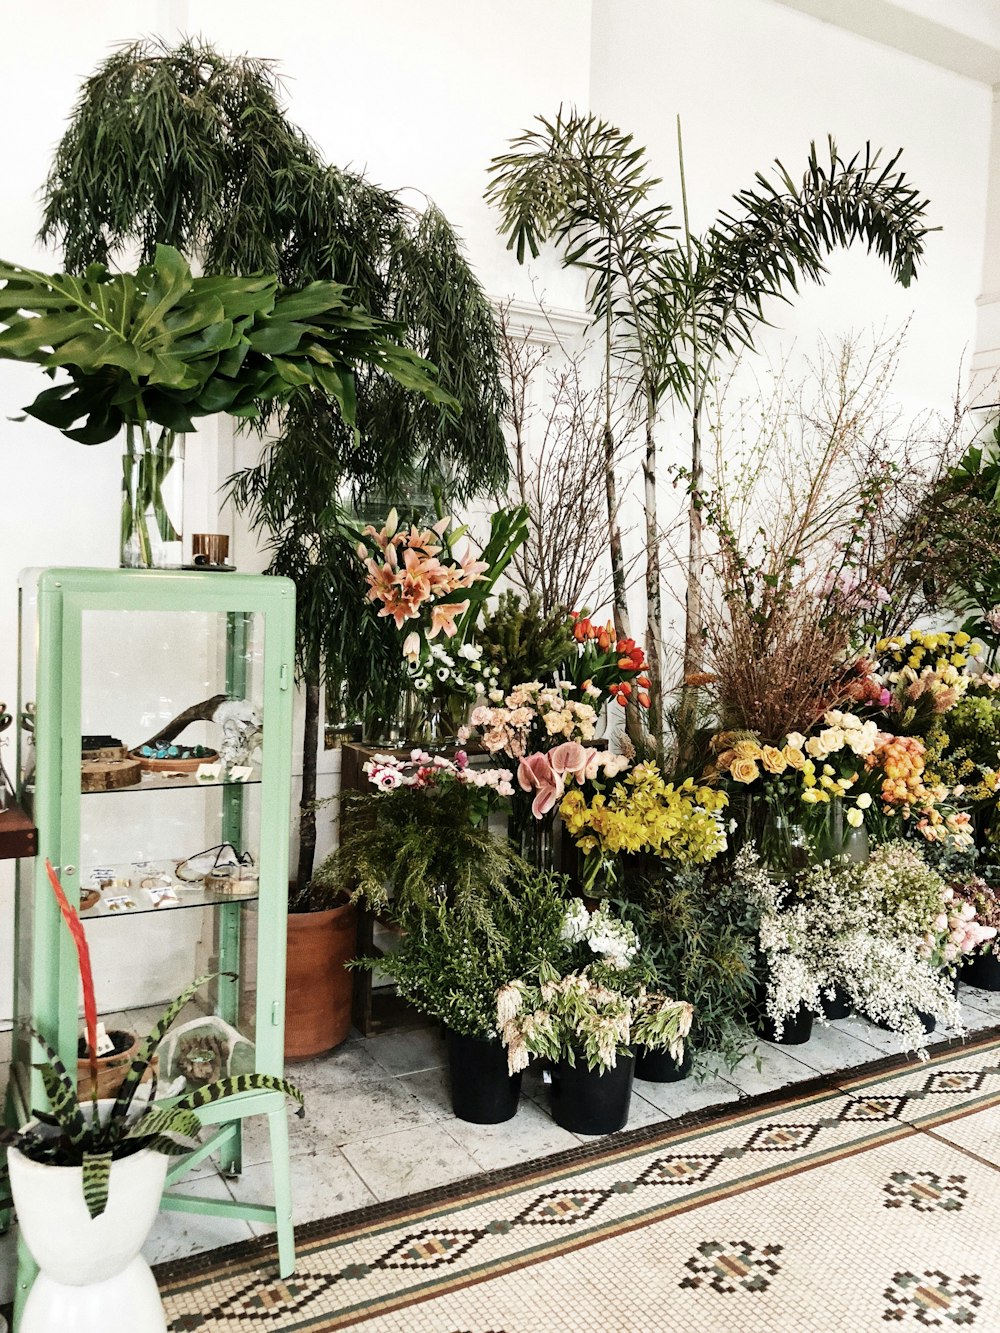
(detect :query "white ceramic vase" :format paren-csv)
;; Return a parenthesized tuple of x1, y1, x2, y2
(7, 1102, 169, 1333)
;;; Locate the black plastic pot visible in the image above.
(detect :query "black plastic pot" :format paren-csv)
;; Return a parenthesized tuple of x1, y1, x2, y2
(819, 984, 853, 1020)
(754, 1002, 814, 1045)
(550, 1051, 635, 1134)
(445, 1029, 522, 1124)
(870, 1010, 937, 1036)
(634, 1043, 692, 1083)
(963, 949, 1000, 991)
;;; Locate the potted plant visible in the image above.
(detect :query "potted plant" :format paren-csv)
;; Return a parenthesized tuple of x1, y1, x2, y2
(735, 844, 968, 1053)
(497, 898, 693, 1134)
(2, 863, 303, 1332)
(611, 867, 760, 1080)
(76, 1027, 147, 1102)
(313, 748, 518, 929)
(34, 39, 513, 1061)
(354, 861, 568, 1123)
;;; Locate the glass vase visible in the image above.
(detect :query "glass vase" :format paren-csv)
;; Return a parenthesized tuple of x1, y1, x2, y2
(120, 423, 184, 569)
(813, 795, 846, 863)
(759, 810, 793, 875)
(508, 792, 555, 871)
(841, 822, 870, 864)
(757, 804, 810, 876)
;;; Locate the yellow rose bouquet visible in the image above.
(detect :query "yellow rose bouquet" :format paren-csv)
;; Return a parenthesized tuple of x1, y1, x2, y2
(710, 712, 883, 867)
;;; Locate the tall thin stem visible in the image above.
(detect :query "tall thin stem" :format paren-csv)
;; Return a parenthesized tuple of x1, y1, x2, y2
(676, 116, 703, 767)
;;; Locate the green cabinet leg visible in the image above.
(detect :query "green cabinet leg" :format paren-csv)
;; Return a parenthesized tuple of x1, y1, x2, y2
(220, 1118, 243, 1178)
(268, 1107, 295, 1279)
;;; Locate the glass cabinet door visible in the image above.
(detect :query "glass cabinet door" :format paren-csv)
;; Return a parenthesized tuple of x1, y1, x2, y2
(12, 568, 294, 1133)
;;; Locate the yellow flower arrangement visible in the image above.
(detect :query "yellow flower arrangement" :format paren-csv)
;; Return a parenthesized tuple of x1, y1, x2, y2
(559, 762, 728, 866)
(875, 629, 984, 722)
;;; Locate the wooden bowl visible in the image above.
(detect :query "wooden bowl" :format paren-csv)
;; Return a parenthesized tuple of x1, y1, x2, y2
(129, 748, 219, 773)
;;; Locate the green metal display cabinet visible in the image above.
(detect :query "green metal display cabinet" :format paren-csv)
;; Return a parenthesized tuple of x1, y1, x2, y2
(8, 567, 298, 1319)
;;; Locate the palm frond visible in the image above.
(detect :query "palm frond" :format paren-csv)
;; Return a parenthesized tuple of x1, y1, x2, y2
(693, 138, 934, 383)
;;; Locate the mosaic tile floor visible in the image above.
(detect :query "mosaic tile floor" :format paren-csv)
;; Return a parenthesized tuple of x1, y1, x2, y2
(157, 1028, 1000, 1331)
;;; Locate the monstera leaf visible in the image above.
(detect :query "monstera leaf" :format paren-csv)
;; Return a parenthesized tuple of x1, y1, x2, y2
(0, 245, 455, 444)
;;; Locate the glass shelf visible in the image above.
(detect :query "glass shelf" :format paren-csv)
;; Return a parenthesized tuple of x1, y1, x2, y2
(80, 869, 259, 920)
(23, 768, 260, 800)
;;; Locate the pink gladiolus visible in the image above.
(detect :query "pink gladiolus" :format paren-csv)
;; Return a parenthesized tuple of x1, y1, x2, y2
(517, 751, 564, 818)
(548, 740, 593, 785)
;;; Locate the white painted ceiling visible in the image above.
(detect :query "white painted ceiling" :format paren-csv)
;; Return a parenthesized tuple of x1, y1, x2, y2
(768, 0, 1000, 82)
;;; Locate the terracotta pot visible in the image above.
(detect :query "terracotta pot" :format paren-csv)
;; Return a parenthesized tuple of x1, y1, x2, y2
(285, 899, 358, 1060)
(77, 1031, 155, 1101)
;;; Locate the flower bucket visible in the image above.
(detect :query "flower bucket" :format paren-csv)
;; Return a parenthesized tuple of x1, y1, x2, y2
(754, 1001, 814, 1045)
(7, 1101, 168, 1333)
(550, 1051, 635, 1134)
(445, 1030, 522, 1124)
(963, 949, 1000, 991)
(819, 984, 853, 1021)
(634, 1043, 692, 1083)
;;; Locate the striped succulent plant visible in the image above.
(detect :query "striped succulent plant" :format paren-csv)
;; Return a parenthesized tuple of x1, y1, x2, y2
(0, 861, 303, 1218)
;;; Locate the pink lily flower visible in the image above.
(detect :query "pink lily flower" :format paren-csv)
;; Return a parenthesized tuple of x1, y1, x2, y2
(428, 599, 470, 640)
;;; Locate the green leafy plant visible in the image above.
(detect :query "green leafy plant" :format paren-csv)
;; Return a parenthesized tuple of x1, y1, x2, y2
(352, 863, 569, 1039)
(0, 243, 450, 444)
(0, 863, 302, 1219)
(310, 770, 519, 938)
(0, 243, 453, 567)
(615, 866, 759, 1073)
(477, 592, 576, 694)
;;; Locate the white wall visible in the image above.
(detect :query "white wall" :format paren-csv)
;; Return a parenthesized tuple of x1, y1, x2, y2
(0, 0, 995, 1021)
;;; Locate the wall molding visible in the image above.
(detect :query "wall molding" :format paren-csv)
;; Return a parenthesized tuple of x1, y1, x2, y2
(491, 297, 592, 348)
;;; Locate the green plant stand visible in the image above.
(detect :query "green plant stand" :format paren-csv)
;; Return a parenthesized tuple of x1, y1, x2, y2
(7, 568, 297, 1326)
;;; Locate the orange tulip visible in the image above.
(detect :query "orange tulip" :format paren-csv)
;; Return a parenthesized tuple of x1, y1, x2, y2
(638, 692, 650, 708)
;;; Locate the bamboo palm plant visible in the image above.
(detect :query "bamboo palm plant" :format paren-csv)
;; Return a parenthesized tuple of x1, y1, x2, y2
(486, 108, 935, 762)
(40, 37, 509, 884)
